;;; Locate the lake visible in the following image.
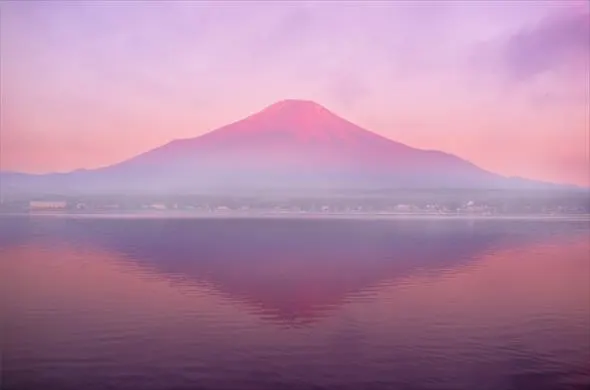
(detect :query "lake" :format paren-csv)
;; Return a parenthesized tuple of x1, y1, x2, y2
(1, 216, 589, 390)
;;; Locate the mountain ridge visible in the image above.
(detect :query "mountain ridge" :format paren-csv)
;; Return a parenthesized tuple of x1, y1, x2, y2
(0, 99, 579, 194)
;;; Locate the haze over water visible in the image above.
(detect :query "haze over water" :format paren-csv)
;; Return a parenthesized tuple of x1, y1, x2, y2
(1, 216, 589, 390)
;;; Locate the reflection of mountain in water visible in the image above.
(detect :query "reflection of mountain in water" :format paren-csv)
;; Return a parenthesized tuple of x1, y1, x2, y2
(1, 217, 585, 325)
(55, 218, 536, 323)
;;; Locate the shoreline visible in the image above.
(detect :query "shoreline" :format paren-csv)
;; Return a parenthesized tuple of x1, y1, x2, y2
(1, 211, 589, 222)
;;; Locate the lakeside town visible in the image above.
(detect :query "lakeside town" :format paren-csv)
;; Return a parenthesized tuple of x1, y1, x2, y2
(1, 190, 588, 217)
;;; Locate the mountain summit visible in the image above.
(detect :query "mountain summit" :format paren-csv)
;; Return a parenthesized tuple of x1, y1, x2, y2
(243, 99, 386, 143)
(0, 100, 558, 194)
(253, 99, 347, 128)
(258, 99, 332, 116)
(178, 99, 380, 145)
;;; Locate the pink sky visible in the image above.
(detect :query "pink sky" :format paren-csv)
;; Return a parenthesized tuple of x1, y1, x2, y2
(1, 0, 588, 186)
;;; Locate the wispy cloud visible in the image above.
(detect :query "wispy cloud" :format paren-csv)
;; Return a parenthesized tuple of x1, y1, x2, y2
(504, 10, 589, 82)
(468, 7, 589, 108)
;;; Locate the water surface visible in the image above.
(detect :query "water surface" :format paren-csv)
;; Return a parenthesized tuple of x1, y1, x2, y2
(1, 216, 589, 390)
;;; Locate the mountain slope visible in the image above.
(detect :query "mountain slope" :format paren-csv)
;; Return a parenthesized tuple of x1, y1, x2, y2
(0, 99, 563, 194)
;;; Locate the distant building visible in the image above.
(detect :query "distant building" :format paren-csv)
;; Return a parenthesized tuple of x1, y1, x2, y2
(150, 203, 167, 210)
(29, 200, 67, 210)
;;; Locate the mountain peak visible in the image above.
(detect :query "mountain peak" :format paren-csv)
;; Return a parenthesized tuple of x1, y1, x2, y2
(266, 99, 326, 108)
(230, 99, 366, 144)
(259, 99, 332, 117)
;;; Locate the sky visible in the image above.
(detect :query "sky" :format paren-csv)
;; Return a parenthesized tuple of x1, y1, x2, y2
(1, 0, 588, 186)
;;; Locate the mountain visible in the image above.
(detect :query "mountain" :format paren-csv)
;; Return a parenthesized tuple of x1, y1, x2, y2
(0, 99, 567, 194)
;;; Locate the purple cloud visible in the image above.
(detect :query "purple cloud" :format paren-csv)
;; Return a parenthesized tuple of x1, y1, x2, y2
(504, 10, 589, 81)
